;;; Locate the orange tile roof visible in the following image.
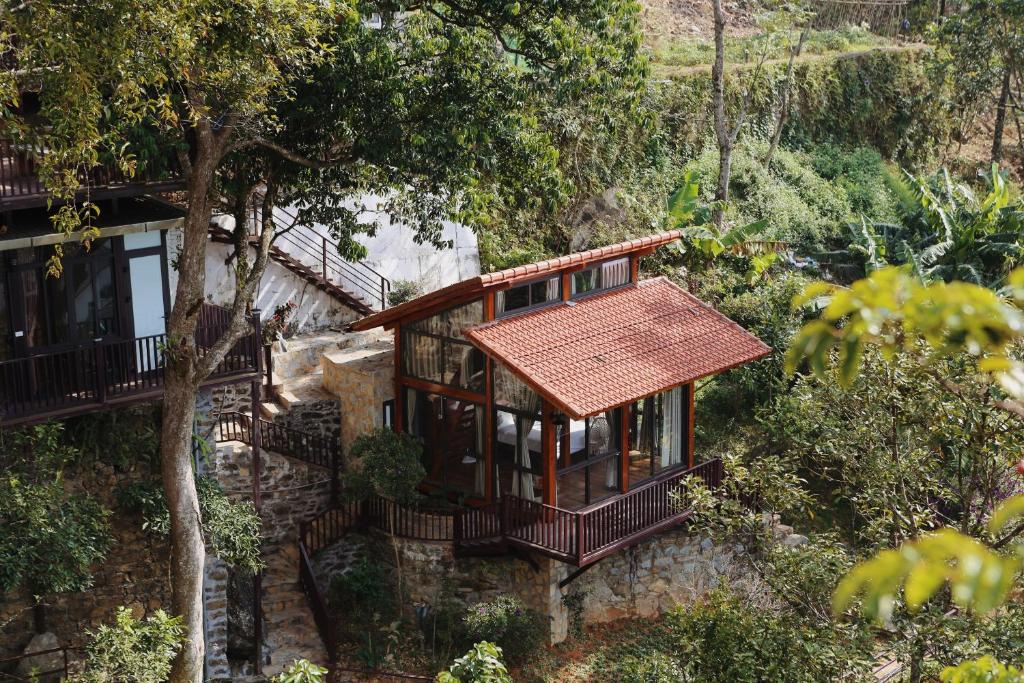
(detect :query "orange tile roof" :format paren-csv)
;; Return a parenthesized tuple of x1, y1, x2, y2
(465, 277, 771, 419)
(349, 230, 683, 331)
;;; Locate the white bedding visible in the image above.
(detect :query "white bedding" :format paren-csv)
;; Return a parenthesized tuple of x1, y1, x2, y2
(495, 417, 587, 454)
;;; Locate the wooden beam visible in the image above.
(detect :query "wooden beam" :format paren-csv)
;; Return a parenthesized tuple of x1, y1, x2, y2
(541, 399, 557, 506)
(400, 375, 486, 404)
(392, 327, 403, 433)
(687, 382, 695, 468)
(620, 404, 630, 493)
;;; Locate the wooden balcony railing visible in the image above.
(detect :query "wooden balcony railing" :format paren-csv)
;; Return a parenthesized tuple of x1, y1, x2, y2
(0, 138, 185, 210)
(0, 303, 260, 426)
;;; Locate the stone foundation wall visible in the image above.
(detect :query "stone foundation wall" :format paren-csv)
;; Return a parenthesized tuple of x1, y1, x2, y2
(322, 342, 395, 459)
(353, 525, 757, 645)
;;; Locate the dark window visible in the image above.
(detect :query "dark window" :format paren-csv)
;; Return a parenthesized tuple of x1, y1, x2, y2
(571, 257, 631, 298)
(496, 276, 561, 316)
(382, 399, 395, 428)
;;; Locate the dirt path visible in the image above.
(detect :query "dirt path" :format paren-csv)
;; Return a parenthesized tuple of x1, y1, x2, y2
(652, 43, 930, 78)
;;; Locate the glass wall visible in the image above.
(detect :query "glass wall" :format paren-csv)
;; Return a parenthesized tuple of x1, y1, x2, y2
(571, 257, 630, 297)
(555, 410, 622, 509)
(495, 276, 560, 316)
(493, 362, 543, 502)
(402, 299, 485, 392)
(405, 387, 486, 498)
(628, 386, 690, 483)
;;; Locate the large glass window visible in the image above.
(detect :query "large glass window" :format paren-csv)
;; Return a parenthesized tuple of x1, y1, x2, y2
(402, 299, 485, 392)
(571, 257, 631, 297)
(555, 410, 622, 509)
(628, 386, 690, 483)
(405, 387, 485, 498)
(493, 363, 543, 502)
(495, 276, 561, 316)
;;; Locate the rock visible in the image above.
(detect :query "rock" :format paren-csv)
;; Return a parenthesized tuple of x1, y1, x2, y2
(15, 632, 64, 683)
(227, 569, 258, 659)
(782, 534, 809, 547)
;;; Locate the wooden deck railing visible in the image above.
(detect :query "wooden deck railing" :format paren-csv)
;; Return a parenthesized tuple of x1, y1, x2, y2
(0, 138, 184, 209)
(216, 411, 339, 471)
(0, 304, 260, 426)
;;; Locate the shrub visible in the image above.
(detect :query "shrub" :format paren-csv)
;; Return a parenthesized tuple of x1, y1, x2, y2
(609, 651, 686, 683)
(665, 588, 872, 683)
(462, 595, 543, 667)
(436, 642, 511, 683)
(328, 557, 394, 624)
(388, 280, 421, 307)
(72, 607, 184, 683)
(272, 658, 328, 683)
(343, 428, 425, 504)
(116, 476, 263, 571)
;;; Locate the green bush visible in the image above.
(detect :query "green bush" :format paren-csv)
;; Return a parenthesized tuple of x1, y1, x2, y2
(388, 279, 422, 307)
(72, 607, 185, 683)
(116, 476, 263, 571)
(328, 557, 394, 624)
(343, 428, 426, 504)
(272, 658, 328, 683)
(462, 595, 543, 667)
(664, 588, 872, 683)
(437, 641, 511, 683)
(609, 651, 686, 683)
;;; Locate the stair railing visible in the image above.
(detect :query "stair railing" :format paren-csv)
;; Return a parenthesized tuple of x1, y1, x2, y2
(253, 204, 392, 311)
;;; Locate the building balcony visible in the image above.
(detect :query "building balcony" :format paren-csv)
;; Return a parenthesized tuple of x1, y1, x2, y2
(0, 303, 261, 427)
(0, 139, 185, 211)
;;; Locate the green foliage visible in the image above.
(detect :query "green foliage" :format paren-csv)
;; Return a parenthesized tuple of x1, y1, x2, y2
(786, 266, 1024, 397)
(328, 557, 394, 624)
(344, 428, 426, 505)
(0, 423, 112, 595)
(943, 657, 1024, 683)
(436, 641, 511, 683)
(272, 659, 328, 683)
(809, 144, 899, 220)
(63, 408, 161, 470)
(662, 587, 873, 683)
(117, 476, 263, 571)
(607, 651, 686, 683)
(388, 280, 422, 308)
(462, 595, 543, 667)
(71, 607, 185, 683)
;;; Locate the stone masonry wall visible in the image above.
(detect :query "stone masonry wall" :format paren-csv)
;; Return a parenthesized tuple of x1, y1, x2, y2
(361, 525, 758, 646)
(322, 342, 395, 460)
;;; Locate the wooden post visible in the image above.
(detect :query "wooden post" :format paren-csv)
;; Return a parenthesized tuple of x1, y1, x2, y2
(687, 382, 696, 469)
(620, 404, 630, 493)
(541, 400, 557, 506)
(484, 294, 495, 503)
(392, 327, 403, 433)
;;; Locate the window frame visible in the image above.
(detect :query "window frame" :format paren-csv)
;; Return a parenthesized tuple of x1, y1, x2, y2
(495, 275, 563, 318)
(569, 256, 633, 300)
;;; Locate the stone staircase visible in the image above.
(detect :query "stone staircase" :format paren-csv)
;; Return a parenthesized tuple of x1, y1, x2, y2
(260, 541, 330, 677)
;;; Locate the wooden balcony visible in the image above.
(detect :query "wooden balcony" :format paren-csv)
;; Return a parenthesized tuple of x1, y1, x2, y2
(0, 139, 185, 211)
(0, 304, 261, 427)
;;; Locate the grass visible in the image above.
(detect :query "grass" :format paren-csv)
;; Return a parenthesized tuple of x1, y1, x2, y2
(652, 25, 892, 70)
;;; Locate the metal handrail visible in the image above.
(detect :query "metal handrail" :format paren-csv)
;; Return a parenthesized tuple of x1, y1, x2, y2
(256, 204, 392, 310)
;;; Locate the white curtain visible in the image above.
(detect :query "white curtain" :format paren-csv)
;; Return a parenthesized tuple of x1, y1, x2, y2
(406, 389, 419, 436)
(546, 277, 560, 301)
(660, 387, 684, 468)
(603, 410, 619, 488)
(474, 404, 485, 496)
(601, 258, 630, 288)
(513, 414, 538, 501)
(494, 290, 506, 315)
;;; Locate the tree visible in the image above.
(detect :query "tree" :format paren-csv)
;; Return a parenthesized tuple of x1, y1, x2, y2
(787, 265, 1024, 678)
(4, 3, 647, 680)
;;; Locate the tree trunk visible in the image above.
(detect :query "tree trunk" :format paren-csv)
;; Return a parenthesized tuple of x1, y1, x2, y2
(164, 130, 219, 683)
(711, 0, 730, 230)
(765, 28, 807, 168)
(992, 66, 1012, 164)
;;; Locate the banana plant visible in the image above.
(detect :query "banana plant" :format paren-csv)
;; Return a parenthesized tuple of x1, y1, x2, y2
(665, 171, 785, 285)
